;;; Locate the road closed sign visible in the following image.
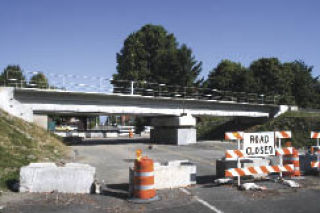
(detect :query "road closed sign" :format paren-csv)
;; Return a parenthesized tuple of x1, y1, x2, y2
(243, 132, 275, 157)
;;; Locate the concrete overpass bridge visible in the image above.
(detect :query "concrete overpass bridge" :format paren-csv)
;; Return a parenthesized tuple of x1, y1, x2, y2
(0, 87, 296, 145)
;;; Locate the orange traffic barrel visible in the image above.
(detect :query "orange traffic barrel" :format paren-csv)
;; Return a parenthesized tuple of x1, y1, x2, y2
(133, 157, 156, 200)
(129, 129, 134, 138)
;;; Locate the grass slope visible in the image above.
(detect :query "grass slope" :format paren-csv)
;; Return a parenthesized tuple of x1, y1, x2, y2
(197, 117, 266, 140)
(0, 109, 68, 189)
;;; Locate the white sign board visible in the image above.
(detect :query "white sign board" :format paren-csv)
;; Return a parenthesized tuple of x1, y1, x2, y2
(243, 132, 275, 157)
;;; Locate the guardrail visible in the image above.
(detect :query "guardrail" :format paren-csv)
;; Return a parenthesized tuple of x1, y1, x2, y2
(0, 74, 296, 105)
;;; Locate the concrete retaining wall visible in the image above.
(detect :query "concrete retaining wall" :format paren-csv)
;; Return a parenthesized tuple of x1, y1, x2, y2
(20, 163, 96, 193)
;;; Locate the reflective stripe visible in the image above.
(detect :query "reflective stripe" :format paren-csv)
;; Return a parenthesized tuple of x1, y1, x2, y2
(311, 132, 320, 138)
(134, 172, 154, 177)
(275, 131, 291, 139)
(134, 184, 154, 190)
(225, 132, 244, 140)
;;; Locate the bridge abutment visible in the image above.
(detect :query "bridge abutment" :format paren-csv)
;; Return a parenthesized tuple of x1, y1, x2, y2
(33, 114, 49, 130)
(150, 114, 196, 145)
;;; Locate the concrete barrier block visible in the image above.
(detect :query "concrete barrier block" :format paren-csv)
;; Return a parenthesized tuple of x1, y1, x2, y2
(154, 160, 196, 189)
(78, 132, 86, 138)
(106, 132, 118, 138)
(129, 160, 196, 190)
(20, 163, 96, 194)
(90, 133, 104, 138)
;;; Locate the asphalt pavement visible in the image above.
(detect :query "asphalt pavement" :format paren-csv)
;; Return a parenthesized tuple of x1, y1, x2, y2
(1, 137, 320, 213)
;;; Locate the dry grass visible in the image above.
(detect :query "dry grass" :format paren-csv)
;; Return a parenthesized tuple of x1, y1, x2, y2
(0, 109, 69, 189)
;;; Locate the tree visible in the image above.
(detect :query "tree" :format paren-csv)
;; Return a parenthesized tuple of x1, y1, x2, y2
(0, 65, 26, 87)
(29, 72, 49, 88)
(286, 61, 316, 108)
(204, 58, 319, 107)
(205, 60, 249, 91)
(114, 24, 202, 87)
(249, 58, 290, 95)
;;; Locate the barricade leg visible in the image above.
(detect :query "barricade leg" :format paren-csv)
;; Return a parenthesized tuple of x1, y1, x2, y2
(293, 148, 300, 176)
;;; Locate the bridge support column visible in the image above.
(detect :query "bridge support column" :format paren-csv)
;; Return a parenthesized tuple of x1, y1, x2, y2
(33, 114, 48, 130)
(151, 114, 196, 145)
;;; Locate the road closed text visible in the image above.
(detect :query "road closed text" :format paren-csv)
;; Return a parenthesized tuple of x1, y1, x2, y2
(243, 132, 275, 157)
(245, 146, 274, 156)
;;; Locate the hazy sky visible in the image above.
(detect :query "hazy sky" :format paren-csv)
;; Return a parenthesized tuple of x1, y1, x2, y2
(1, 0, 319, 81)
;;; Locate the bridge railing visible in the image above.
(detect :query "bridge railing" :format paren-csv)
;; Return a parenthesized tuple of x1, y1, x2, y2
(0, 73, 296, 105)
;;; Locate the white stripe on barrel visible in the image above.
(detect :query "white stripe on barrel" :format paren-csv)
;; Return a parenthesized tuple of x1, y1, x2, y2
(134, 172, 154, 177)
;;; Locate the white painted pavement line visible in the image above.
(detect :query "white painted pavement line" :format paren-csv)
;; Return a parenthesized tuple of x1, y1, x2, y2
(180, 188, 224, 213)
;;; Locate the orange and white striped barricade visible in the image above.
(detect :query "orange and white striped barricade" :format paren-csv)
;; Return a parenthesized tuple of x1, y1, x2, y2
(275, 131, 292, 177)
(310, 146, 320, 155)
(225, 131, 244, 141)
(224, 131, 244, 186)
(311, 131, 320, 141)
(275, 131, 291, 148)
(280, 147, 301, 177)
(225, 150, 245, 160)
(278, 147, 293, 176)
(310, 132, 320, 171)
(225, 164, 294, 177)
(225, 131, 244, 150)
(292, 149, 300, 176)
(276, 147, 294, 156)
(275, 131, 292, 139)
(311, 161, 320, 169)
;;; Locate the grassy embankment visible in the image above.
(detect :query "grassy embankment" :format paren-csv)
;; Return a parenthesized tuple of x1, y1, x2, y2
(196, 116, 266, 140)
(0, 109, 68, 190)
(197, 111, 320, 148)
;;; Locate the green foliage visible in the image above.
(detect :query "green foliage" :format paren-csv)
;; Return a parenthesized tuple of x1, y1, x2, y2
(197, 117, 266, 140)
(134, 117, 149, 134)
(0, 65, 51, 89)
(0, 65, 26, 87)
(205, 58, 319, 108)
(114, 24, 202, 87)
(206, 60, 248, 91)
(30, 72, 49, 88)
(286, 61, 317, 108)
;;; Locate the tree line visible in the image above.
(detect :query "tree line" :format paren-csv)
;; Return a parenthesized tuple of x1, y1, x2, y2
(114, 24, 319, 108)
(0, 65, 49, 88)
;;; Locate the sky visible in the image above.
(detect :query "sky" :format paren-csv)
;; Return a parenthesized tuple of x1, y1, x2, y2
(1, 0, 320, 83)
